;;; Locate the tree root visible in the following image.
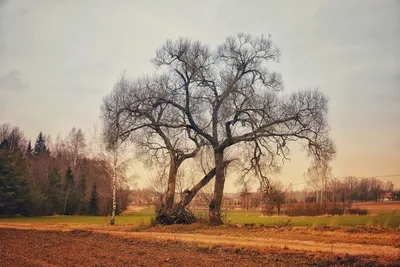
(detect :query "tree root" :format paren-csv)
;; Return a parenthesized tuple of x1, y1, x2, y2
(154, 208, 197, 225)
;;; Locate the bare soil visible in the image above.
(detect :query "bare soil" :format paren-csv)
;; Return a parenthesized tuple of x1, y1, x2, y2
(1, 224, 399, 266)
(142, 223, 400, 248)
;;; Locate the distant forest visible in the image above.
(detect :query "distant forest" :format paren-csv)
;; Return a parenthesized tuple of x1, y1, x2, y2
(0, 123, 131, 217)
(1, 121, 398, 218)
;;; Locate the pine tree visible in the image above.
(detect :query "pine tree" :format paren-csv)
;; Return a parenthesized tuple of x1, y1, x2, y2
(26, 140, 33, 156)
(0, 139, 9, 150)
(88, 183, 100, 216)
(0, 139, 31, 216)
(46, 167, 63, 215)
(76, 175, 88, 214)
(62, 166, 77, 215)
(34, 132, 49, 155)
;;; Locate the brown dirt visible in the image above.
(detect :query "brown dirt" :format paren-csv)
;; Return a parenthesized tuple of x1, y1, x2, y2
(142, 224, 400, 248)
(354, 202, 400, 210)
(1, 225, 399, 266)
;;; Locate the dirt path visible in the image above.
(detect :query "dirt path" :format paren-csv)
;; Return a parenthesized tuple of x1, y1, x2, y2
(1, 223, 399, 258)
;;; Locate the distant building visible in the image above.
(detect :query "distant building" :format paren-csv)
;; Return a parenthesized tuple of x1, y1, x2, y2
(382, 192, 392, 201)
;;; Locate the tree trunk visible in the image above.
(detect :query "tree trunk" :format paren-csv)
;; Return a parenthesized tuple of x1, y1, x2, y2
(209, 150, 225, 225)
(163, 157, 179, 214)
(110, 153, 118, 225)
(175, 167, 217, 211)
(110, 177, 117, 225)
(63, 189, 69, 215)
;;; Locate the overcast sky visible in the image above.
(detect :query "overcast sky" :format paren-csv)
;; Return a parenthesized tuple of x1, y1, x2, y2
(0, 0, 399, 191)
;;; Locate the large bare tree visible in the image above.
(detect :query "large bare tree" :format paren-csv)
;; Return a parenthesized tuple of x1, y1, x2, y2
(102, 33, 336, 225)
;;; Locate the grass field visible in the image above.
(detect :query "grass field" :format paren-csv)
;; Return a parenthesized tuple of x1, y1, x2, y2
(1, 204, 399, 228)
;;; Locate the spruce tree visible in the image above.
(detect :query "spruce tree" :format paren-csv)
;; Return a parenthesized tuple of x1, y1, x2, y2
(88, 183, 100, 216)
(34, 132, 49, 155)
(76, 175, 88, 214)
(26, 140, 33, 156)
(62, 166, 77, 215)
(0, 139, 31, 216)
(46, 167, 63, 215)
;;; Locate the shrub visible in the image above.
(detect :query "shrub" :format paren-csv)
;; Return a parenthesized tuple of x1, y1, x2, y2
(288, 203, 345, 216)
(346, 208, 368, 216)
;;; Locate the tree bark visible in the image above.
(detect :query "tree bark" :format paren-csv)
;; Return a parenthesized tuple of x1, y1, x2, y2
(209, 150, 225, 225)
(110, 153, 118, 225)
(110, 177, 117, 225)
(63, 189, 69, 215)
(176, 168, 217, 211)
(163, 156, 180, 214)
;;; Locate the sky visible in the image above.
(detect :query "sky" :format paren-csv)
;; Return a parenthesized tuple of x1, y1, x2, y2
(0, 0, 399, 191)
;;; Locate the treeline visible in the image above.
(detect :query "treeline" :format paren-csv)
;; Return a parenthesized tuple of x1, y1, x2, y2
(303, 176, 397, 204)
(0, 123, 131, 217)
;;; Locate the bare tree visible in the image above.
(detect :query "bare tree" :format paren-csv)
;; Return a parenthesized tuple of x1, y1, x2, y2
(64, 127, 86, 173)
(261, 180, 286, 215)
(0, 123, 11, 144)
(102, 33, 336, 225)
(91, 123, 133, 225)
(369, 177, 383, 202)
(328, 177, 343, 206)
(304, 160, 332, 211)
(343, 176, 357, 205)
(384, 181, 394, 193)
(0, 123, 26, 153)
(235, 174, 254, 210)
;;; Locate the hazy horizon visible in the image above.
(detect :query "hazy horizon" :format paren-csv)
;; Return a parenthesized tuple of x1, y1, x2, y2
(1, 0, 399, 191)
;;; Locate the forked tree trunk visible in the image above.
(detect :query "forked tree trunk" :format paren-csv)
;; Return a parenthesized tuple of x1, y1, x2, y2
(171, 160, 232, 224)
(209, 150, 225, 225)
(174, 167, 217, 212)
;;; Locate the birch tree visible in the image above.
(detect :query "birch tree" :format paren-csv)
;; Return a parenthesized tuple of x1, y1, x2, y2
(97, 124, 131, 225)
(304, 160, 332, 210)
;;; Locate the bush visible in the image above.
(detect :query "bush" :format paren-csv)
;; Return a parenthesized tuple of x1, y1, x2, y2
(288, 203, 345, 216)
(327, 207, 344, 216)
(346, 208, 368, 216)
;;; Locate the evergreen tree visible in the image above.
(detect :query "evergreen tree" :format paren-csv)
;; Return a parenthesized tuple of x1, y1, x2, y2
(34, 132, 49, 155)
(62, 166, 77, 215)
(76, 175, 88, 214)
(0, 139, 9, 150)
(46, 167, 63, 215)
(88, 183, 100, 216)
(26, 140, 33, 156)
(0, 139, 31, 216)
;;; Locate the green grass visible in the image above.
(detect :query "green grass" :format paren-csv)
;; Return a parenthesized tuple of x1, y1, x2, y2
(1, 208, 399, 228)
(0, 208, 154, 225)
(224, 210, 400, 228)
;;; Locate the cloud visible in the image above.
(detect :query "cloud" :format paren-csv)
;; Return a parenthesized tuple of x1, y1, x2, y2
(0, 70, 27, 92)
(0, 0, 7, 8)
